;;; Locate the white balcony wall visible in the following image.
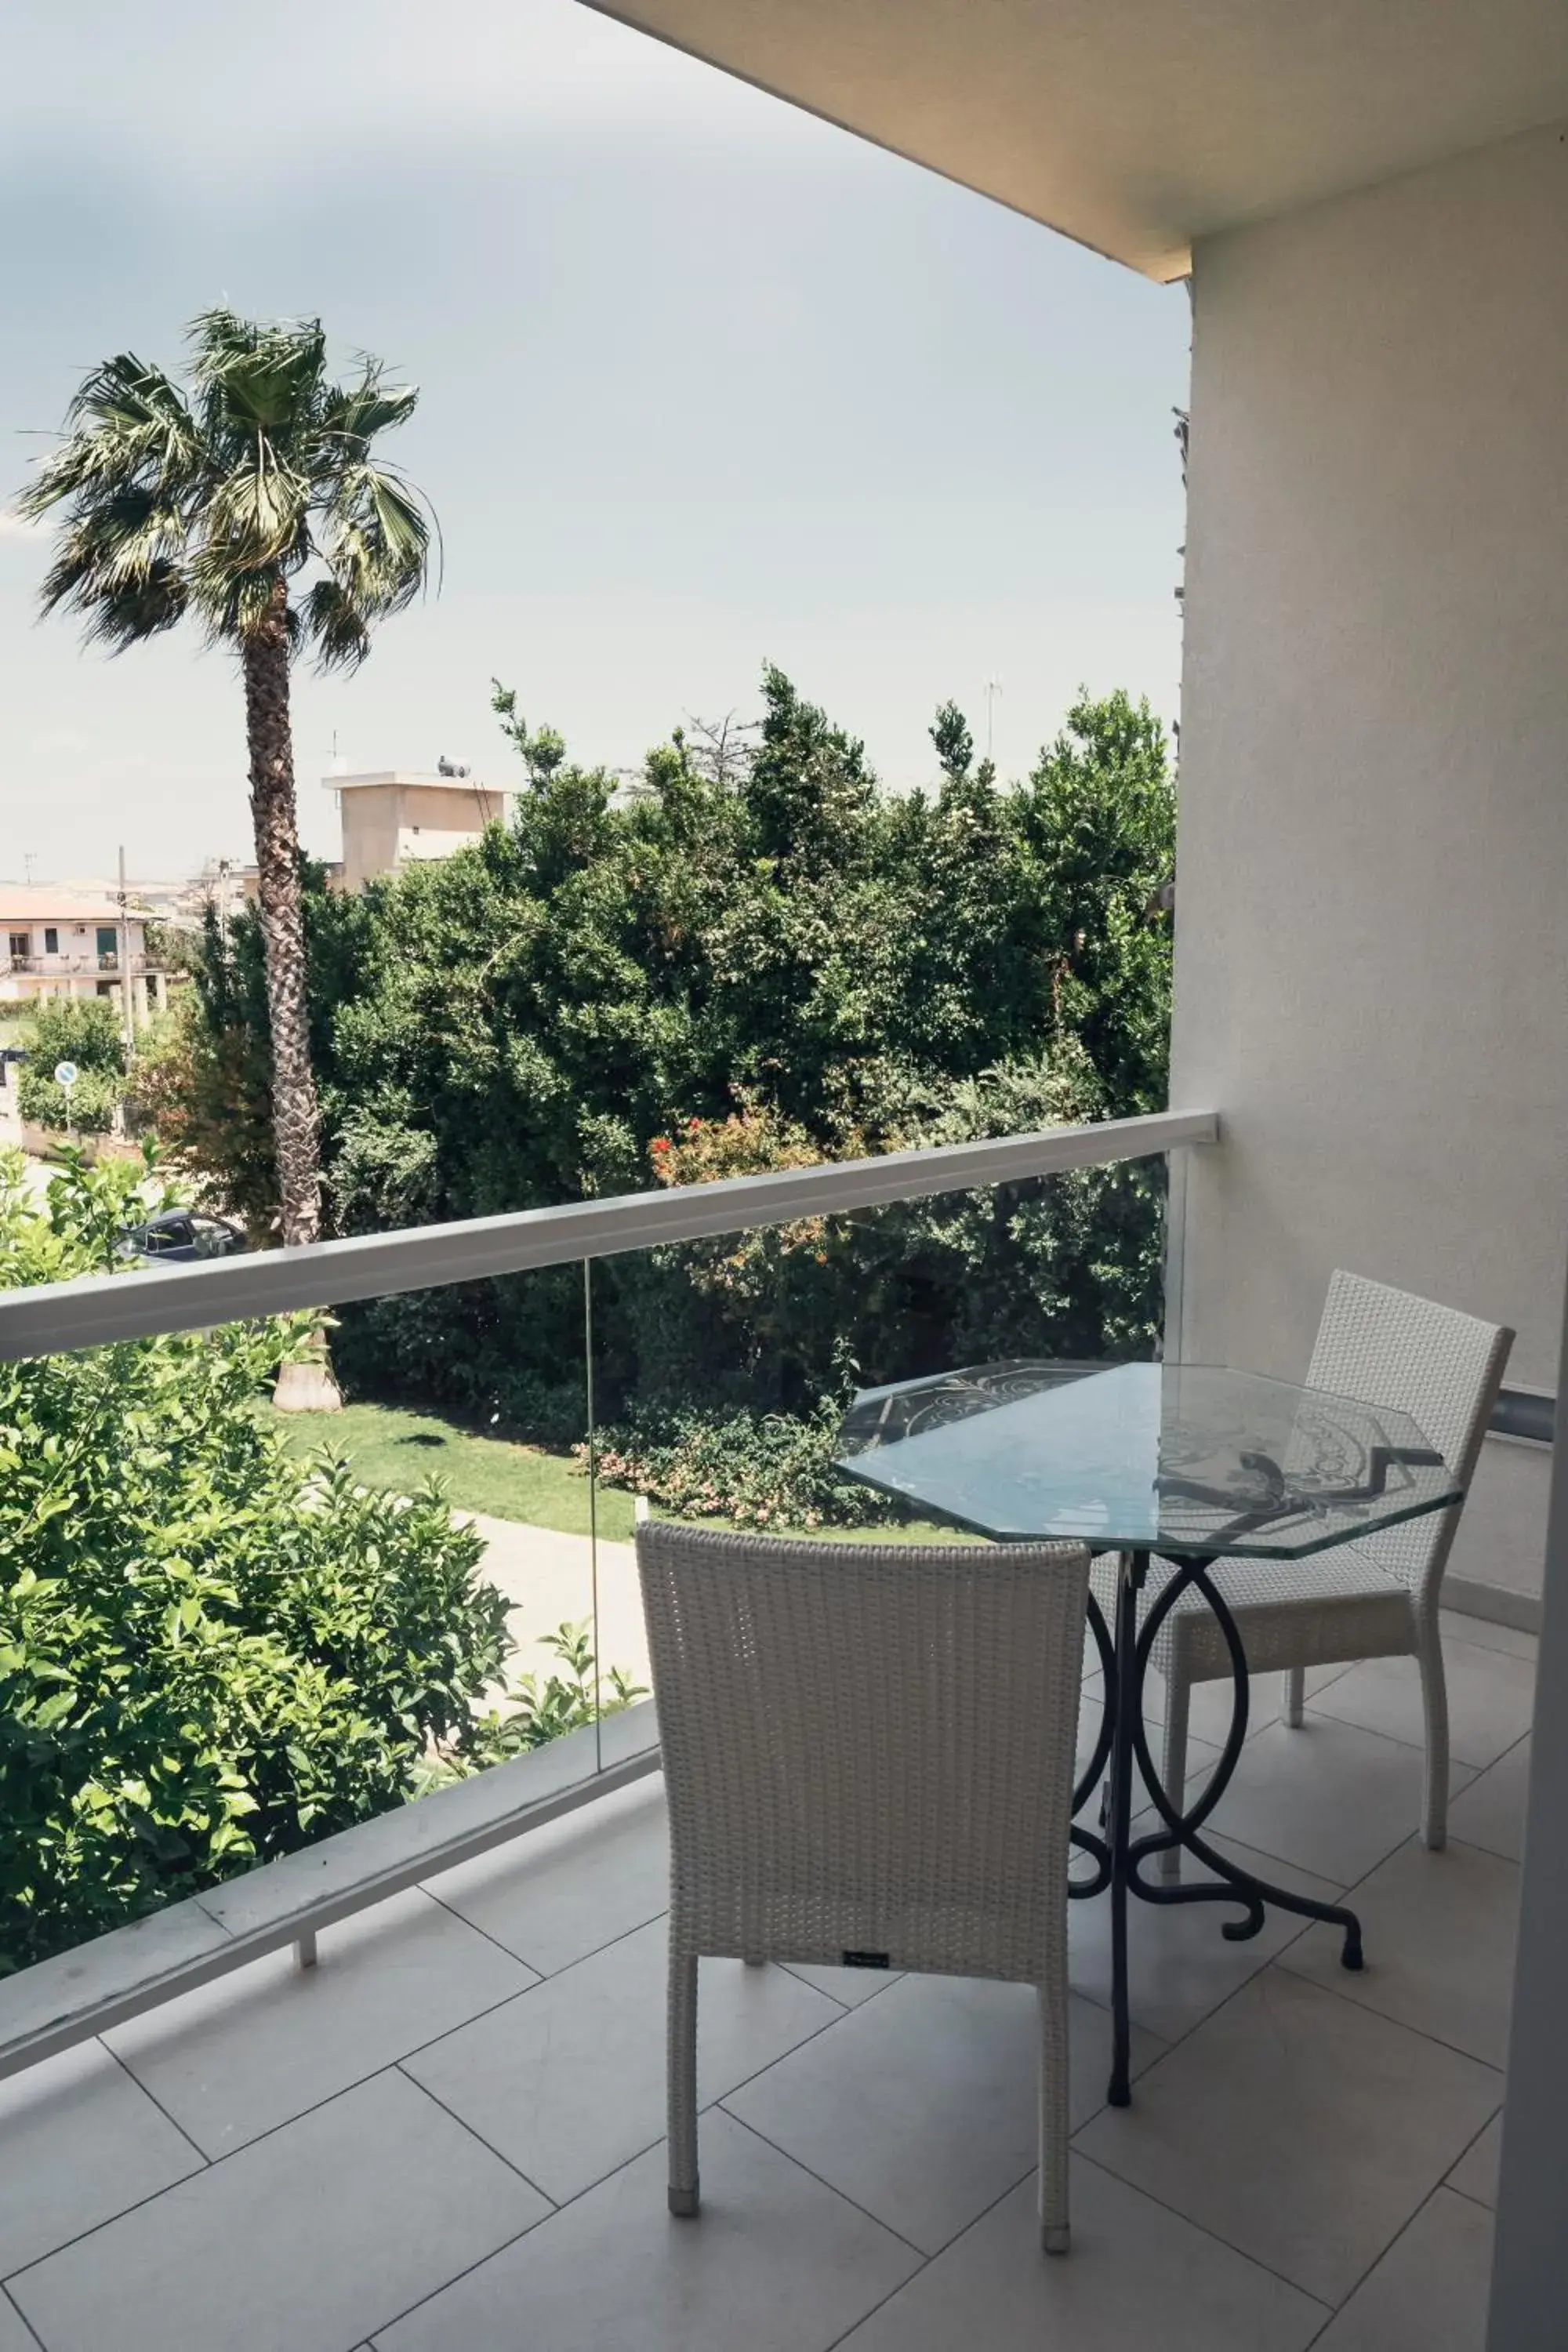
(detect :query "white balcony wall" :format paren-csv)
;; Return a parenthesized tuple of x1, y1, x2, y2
(1170, 118, 1568, 1611)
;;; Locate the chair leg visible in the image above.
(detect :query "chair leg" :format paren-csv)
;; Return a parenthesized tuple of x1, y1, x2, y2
(1283, 1664, 1305, 1729)
(1417, 1623, 1450, 1850)
(668, 1943, 700, 2216)
(1158, 1673, 1190, 1882)
(1036, 1975, 1070, 2254)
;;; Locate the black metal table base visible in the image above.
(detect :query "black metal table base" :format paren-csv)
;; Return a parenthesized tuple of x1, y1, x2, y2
(1069, 1548, 1364, 2107)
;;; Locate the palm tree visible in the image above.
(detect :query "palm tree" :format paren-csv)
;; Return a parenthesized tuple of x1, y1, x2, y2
(19, 310, 435, 1403)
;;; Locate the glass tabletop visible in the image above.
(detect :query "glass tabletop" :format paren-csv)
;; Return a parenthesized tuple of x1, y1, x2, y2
(835, 1359, 1463, 1558)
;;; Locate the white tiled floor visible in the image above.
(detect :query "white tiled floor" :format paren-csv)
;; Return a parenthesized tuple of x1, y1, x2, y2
(0, 1617, 1531, 2351)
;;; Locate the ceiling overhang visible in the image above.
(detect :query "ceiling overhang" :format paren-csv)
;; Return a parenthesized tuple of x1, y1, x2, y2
(580, 0, 1568, 279)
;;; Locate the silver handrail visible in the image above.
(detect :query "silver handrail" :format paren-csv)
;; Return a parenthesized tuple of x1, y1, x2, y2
(0, 1106, 1219, 1359)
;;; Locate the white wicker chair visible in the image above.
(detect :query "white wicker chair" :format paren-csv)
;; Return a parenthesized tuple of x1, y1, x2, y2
(635, 1521, 1091, 2253)
(1099, 1271, 1512, 1879)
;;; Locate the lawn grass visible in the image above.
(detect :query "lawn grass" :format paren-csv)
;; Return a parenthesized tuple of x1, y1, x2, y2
(271, 1401, 637, 1540)
(269, 1397, 975, 1545)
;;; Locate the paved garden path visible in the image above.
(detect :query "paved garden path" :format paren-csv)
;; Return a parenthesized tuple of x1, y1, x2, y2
(460, 1512, 651, 1697)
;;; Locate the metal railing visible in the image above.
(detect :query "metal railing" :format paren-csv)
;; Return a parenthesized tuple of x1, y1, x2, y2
(2, 951, 160, 978)
(0, 1105, 1220, 1359)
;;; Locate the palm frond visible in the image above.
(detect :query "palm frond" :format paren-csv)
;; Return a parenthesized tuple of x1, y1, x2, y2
(188, 308, 328, 439)
(194, 564, 299, 651)
(315, 367, 419, 461)
(319, 460, 435, 619)
(200, 448, 312, 570)
(299, 576, 371, 672)
(36, 485, 178, 585)
(38, 543, 189, 648)
(17, 356, 201, 521)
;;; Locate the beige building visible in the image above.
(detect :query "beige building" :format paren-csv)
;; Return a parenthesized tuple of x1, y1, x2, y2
(0, 887, 172, 1025)
(326, 769, 507, 893)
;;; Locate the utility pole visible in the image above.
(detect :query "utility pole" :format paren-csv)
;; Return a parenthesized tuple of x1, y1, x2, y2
(984, 677, 1004, 762)
(116, 844, 136, 1060)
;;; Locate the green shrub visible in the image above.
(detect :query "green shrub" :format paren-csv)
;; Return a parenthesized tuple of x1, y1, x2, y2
(17, 1062, 121, 1134)
(592, 1390, 906, 1531)
(456, 1622, 646, 1773)
(0, 1149, 510, 1971)
(16, 996, 125, 1134)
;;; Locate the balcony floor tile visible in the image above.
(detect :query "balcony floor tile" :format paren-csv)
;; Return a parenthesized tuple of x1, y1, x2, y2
(1141, 1660, 1352, 1745)
(1439, 1610, 1537, 1662)
(106, 1886, 537, 2158)
(1069, 1831, 1343, 2045)
(1446, 1736, 1531, 1864)
(1446, 2112, 1503, 2208)
(1190, 1713, 1476, 1886)
(834, 2158, 1327, 2352)
(0, 2042, 201, 2278)
(423, 1774, 670, 1976)
(1279, 1835, 1519, 2069)
(403, 1918, 841, 2205)
(723, 1972, 1163, 2254)
(1308, 1641, 1536, 1773)
(1073, 1967, 1501, 2306)
(371, 2111, 920, 2352)
(775, 1958, 903, 2009)
(8, 2070, 547, 2352)
(1311, 2186, 1494, 2352)
(0, 2294, 40, 2352)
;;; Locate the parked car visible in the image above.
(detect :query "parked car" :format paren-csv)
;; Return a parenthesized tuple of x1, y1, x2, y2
(118, 1209, 248, 1265)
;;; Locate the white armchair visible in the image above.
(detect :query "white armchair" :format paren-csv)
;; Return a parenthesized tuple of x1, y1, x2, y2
(1120, 1271, 1512, 1877)
(635, 1522, 1091, 2252)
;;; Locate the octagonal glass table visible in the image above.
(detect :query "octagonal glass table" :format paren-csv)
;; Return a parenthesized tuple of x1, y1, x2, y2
(835, 1359, 1462, 2107)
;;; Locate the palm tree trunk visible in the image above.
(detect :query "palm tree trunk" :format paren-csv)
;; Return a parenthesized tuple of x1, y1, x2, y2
(242, 579, 339, 1410)
(242, 582, 321, 1247)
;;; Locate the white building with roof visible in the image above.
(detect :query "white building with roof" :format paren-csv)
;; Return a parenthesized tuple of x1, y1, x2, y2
(0, 887, 172, 1025)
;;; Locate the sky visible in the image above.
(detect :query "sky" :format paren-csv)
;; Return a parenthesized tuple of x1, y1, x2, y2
(0, 0, 1190, 881)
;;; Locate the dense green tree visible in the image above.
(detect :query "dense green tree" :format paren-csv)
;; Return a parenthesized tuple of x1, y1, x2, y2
(157, 666, 1175, 1440)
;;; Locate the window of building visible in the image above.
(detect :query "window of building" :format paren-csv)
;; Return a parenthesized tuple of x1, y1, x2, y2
(96, 980, 117, 998)
(8, 933, 29, 960)
(96, 927, 117, 963)
(43, 927, 58, 955)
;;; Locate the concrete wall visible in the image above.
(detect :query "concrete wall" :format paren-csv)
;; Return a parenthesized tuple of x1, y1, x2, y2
(339, 793, 403, 894)
(339, 786, 504, 891)
(1172, 121, 1568, 1605)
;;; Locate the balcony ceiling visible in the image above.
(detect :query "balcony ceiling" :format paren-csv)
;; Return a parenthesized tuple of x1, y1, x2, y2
(580, 0, 1568, 279)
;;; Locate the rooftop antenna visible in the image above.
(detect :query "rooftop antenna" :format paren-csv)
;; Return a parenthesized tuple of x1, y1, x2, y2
(984, 677, 1004, 761)
(22, 853, 35, 886)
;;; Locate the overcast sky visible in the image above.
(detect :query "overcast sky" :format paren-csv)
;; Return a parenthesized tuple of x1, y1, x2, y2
(0, 0, 1189, 881)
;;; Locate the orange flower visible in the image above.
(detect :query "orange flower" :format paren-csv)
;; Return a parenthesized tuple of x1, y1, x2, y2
(651, 1137, 670, 1153)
